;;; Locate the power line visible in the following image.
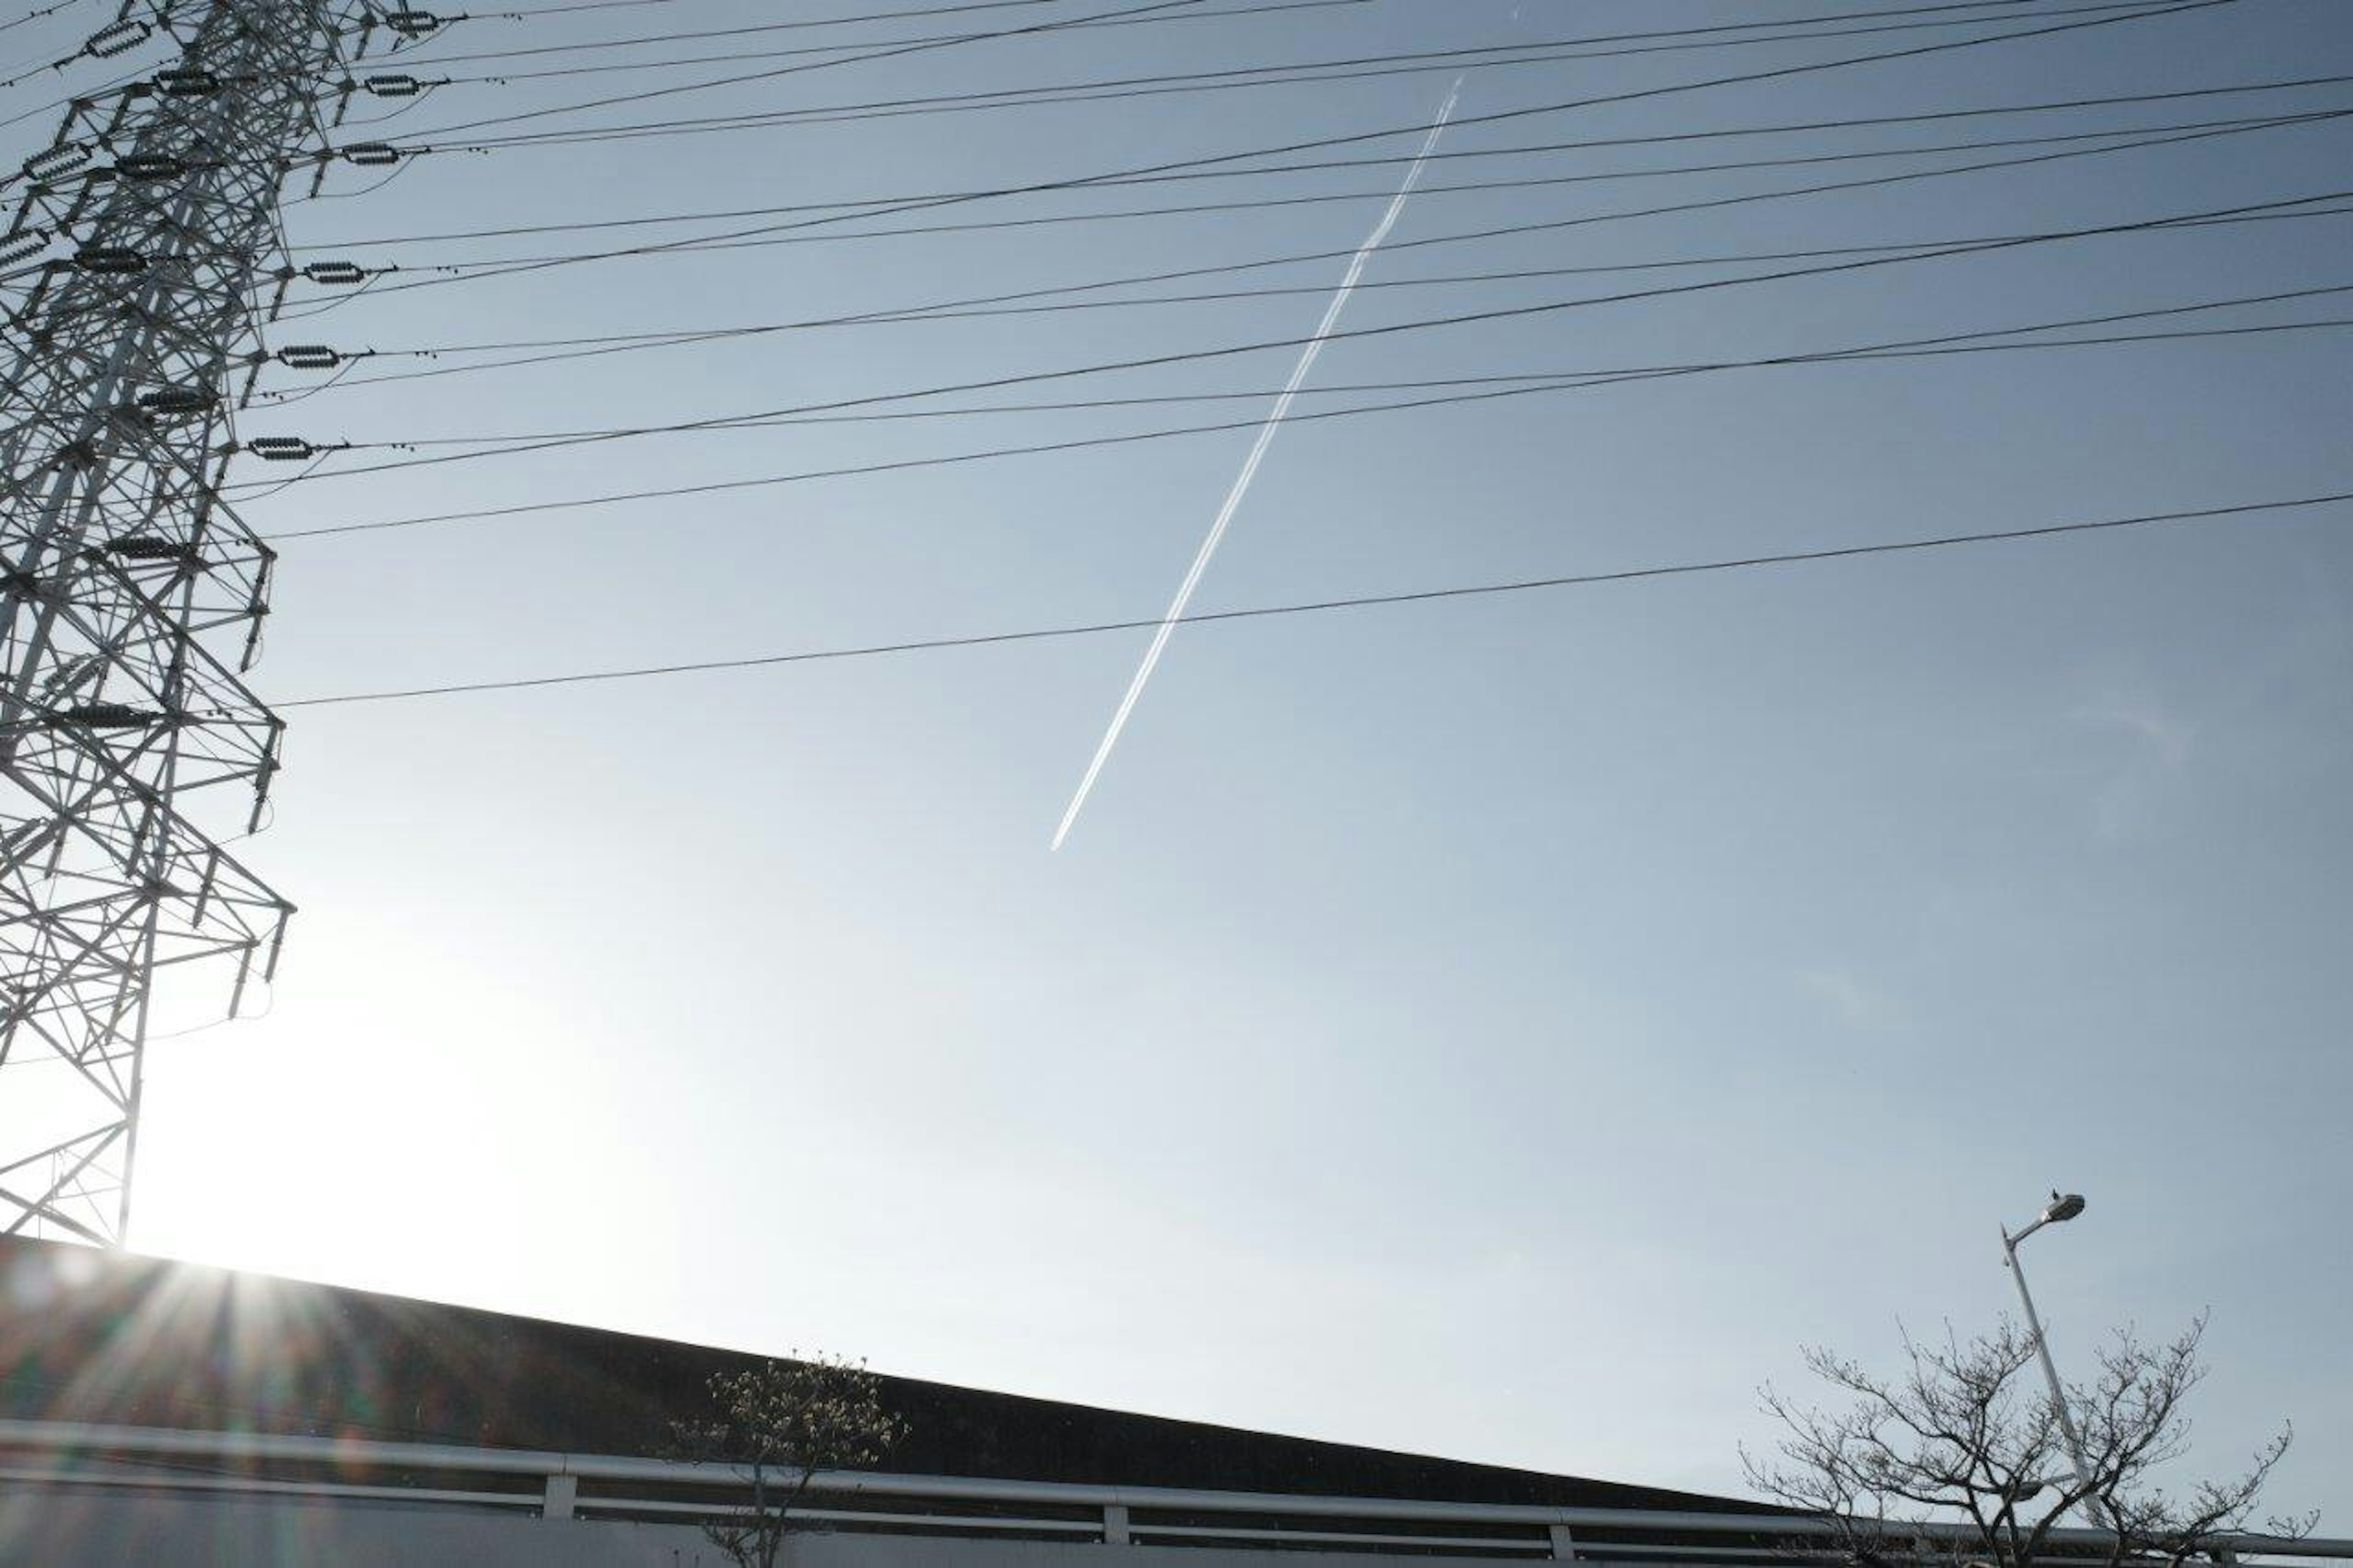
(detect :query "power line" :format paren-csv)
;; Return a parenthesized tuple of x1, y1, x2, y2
(496, 0, 1059, 18)
(417, 0, 2098, 91)
(278, 281, 2353, 460)
(404, 0, 2197, 153)
(0, 55, 143, 133)
(260, 493, 2353, 710)
(430, 1, 1442, 87)
(313, 93, 2336, 312)
(241, 317, 2353, 507)
(0, 0, 89, 37)
(290, 287, 2353, 452)
(404, 0, 1357, 72)
(245, 181, 2353, 501)
(395, 0, 2017, 71)
(292, 315, 2351, 447)
(332, 0, 2234, 304)
(484, 0, 711, 14)
(457, 2, 2203, 147)
(275, 206, 2347, 400)
(247, 221, 2353, 535)
(290, 74, 2353, 251)
(320, 107, 2353, 281)
(403, 0, 1214, 145)
(436, 0, 1122, 55)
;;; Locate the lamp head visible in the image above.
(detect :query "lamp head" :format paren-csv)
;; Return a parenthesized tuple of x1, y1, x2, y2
(2042, 1191, 2086, 1224)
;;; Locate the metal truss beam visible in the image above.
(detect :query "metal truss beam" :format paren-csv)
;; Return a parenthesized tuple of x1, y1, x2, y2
(0, 0, 367, 1243)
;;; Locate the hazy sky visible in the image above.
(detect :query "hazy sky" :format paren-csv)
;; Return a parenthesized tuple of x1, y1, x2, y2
(7, 0, 2347, 1526)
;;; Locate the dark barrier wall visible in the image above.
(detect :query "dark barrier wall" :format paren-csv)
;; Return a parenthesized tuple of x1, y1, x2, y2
(0, 1235, 1754, 1509)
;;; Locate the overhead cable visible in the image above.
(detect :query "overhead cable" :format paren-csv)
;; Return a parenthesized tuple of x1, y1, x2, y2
(306, 102, 2344, 306)
(247, 186, 2353, 534)
(414, 0, 2099, 91)
(0, 0, 93, 36)
(401, 0, 1358, 72)
(259, 493, 2353, 710)
(316, 107, 2353, 271)
(310, 0, 2242, 302)
(464, 0, 1097, 42)
(400, 0, 2012, 70)
(242, 319, 2353, 504)
(402, 0, 1214, 144)
(252, 196, 2353, 403)
(400, 0, 2204, 151)
(301, 290, 2353, 456)
(284, 73, 2353, 251)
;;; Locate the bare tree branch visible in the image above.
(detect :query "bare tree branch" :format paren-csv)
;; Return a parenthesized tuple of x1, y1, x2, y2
(1746, 1316, 2314, 1568)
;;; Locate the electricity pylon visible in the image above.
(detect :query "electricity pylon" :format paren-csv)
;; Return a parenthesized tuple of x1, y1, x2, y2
(0, 0, 374, 1243)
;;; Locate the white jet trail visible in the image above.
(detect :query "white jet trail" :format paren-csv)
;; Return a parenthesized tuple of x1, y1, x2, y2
(1051, 78, 1464, 850)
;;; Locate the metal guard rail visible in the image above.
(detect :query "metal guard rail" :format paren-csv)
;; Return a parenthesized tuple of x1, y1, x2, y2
(0, 1420, 2341, 1561)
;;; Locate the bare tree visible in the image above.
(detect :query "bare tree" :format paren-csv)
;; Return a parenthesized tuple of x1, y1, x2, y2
(1743, 1315, 2313, 1568)
(672, 1352, 911, 1568)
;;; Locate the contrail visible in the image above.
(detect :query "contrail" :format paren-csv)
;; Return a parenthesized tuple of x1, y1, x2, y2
(1051, 78, 1464, 850)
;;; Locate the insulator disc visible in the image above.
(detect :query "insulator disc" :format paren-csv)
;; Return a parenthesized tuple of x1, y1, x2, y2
(75, 246, 146, 274)
(58, 703, 162, 729)
(22, 145, 90, 182)
(116, 154, 187, 181)
(106, 535, 197, 561)
(83, 20, 149, 57)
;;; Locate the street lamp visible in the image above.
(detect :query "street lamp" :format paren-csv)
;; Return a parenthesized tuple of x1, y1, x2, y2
(2002, 1191, 2096, 1507)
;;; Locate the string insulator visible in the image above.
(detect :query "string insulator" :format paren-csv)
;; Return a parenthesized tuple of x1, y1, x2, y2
(137, 386, 212, 414)
(363, 74, 423, 98)
(384, 9, 442, 37)
(156, 67, 219, 96)
(55, 702, 162, 729)
(301, 260, 366, 285)
(275, 344, 341, 370)
(115, 153, 187, 181)
(246, 436, 317, 461)
(75, 246, 146, 274)
(0, 231, 47, 268)
(83, 20, 149, 58)
(341, 143, 400, 167)
(105, 536, 200, 562)
(21, 144, 90, 183)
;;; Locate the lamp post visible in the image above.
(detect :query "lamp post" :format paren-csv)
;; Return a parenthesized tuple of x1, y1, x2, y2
(2002, 1191, 2097, 1508)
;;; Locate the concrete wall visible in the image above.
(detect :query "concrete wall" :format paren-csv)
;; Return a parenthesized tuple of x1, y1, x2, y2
(0, 1493, 1539, 1567)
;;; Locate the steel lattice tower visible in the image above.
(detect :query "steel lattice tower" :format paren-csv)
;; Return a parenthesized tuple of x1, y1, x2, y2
(0, 0, 371, 1243)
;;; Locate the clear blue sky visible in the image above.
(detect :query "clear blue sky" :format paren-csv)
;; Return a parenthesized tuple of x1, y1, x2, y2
(10, 0, 2346, 1524)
